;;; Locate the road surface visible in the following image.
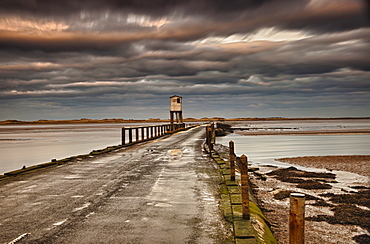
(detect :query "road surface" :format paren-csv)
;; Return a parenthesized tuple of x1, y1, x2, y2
(0, 126, 230, 243)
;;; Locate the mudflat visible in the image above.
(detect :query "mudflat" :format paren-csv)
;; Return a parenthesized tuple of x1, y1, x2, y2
(252, 155, 370, 244)
(277, 155, 370, 177)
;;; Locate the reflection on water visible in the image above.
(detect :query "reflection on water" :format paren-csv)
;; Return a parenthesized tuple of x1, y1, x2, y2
(0, 123, 160, 174)
(216, 134, 370, 166)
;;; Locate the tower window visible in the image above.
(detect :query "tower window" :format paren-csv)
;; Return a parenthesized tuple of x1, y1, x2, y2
(177, 98, 181, 103)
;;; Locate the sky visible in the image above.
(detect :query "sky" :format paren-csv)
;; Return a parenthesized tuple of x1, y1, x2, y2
(0, 0, 369, 120)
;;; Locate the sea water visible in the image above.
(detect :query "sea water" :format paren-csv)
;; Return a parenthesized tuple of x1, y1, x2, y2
(0, 123, 158, 174)
(216, 133, 370, 166)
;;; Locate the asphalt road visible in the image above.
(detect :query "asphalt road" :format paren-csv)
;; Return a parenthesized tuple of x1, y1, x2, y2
(0, 126, 230, 243)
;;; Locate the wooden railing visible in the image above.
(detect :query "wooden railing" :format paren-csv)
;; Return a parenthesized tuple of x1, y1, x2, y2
(121, 123, 186, 145)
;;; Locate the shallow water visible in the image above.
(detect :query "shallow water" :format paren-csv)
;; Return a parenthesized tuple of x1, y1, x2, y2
(0, 123, 159, 174)
(216, 133, 370, 166)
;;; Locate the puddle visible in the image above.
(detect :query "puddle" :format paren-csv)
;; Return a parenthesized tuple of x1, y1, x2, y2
(17, 184, 38, 193)
(53, 219, 67, 226)
(154, 202, 172, 208)
(64, 175, 81, 179)
(168, 149, 183, 159)
(73, 202, 91, 212)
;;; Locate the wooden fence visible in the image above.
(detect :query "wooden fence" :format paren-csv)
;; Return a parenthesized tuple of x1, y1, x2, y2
(121, 123, 186, 145)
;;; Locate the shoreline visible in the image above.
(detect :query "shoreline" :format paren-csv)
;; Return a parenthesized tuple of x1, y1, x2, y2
(235, 130, 370, 136)
(276, 155, 370, 177)
(1, 117, 369, 125)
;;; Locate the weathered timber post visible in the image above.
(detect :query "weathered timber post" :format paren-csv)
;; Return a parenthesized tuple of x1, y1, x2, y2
(141, 127, 145, 140)
(146, 127, 149, 139)
(121, 127, 125, 145)
(289, 193, 305, 244)
(207, 125, 213, 151)
(240, 155, 250, 219)
(135, 128, 139, 142)
(128, 128, 133, 143)
(205, 125, 210, 149)
(229, 141, 236, 181)
(150, 126, 153, 138)
(211, 123, 216, 144)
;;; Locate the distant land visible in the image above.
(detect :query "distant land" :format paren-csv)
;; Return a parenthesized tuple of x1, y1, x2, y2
(1, 117, 369, 125)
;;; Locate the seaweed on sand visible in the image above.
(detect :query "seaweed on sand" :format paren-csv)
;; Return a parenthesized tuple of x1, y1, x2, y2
(266, 167, 335, 189)
(309, 189, 370, 233)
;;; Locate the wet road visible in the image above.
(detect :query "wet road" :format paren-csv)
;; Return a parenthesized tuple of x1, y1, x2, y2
(0, 126, 229, 243)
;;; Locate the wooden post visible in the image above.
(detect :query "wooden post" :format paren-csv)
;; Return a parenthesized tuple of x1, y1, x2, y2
(206, 125, 210, 151)
(229, 141, 236, 181)
(121, 127, 125, 145)
(208, 126, 214, 151)
(170, 112, 174, 131)
(240, 155, 250, 219)
(211, 123, 216, 144)
(146, 127, 149, 139)
(289, 193, 305, 244)
(135, 128, 139, 142)
(128, 128, 133, 143)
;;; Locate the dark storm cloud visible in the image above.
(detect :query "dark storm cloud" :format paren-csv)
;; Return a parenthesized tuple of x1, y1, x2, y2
(1, 0, 368, 35)
(0, 0, 274, 17)
(0, 0, 369, 120)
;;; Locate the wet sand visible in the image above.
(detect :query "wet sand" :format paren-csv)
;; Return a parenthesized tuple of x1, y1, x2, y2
(252, 155, 370, 244)
(214, 144, 370, 244)
(277, 155, 370, 177)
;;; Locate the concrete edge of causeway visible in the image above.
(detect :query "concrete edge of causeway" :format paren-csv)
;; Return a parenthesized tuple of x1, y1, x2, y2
(207, 147, 278, 244)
